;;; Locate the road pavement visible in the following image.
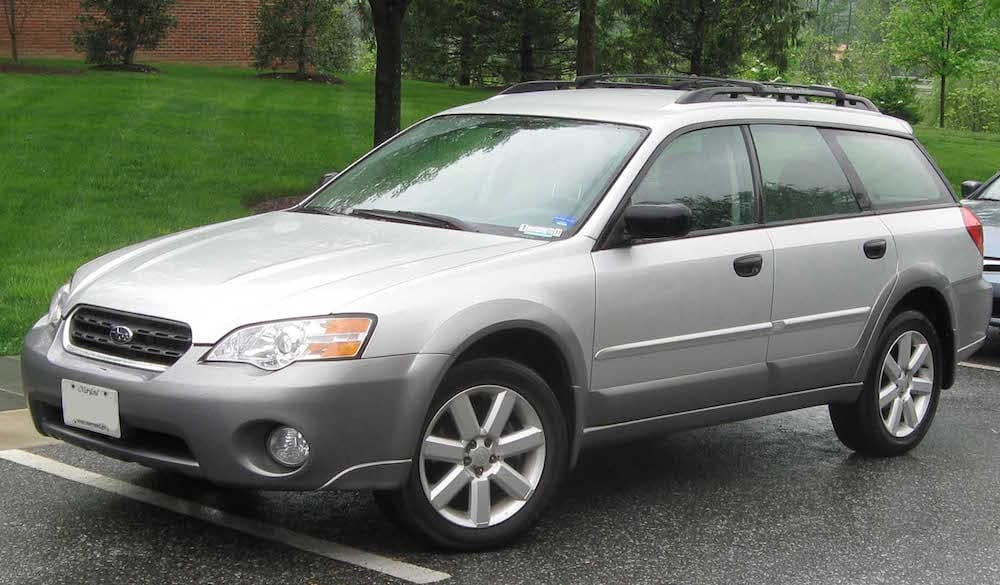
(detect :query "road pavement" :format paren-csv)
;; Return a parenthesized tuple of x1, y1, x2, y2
(1, 330, 998, 585)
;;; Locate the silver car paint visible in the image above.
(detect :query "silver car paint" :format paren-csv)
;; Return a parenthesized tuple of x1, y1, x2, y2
(21, 88, 992, 489)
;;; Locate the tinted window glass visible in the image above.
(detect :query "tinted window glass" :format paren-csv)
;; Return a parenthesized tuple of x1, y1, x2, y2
(632, 126, 756, 231)
(829, 131, 952, 208)
(750, 125, 860, 222)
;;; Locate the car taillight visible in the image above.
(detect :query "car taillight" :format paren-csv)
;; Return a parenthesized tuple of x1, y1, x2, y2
(962, 206, 984, 256)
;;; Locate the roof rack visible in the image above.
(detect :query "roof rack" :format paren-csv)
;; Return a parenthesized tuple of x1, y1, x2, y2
(498, 74, 879, 112)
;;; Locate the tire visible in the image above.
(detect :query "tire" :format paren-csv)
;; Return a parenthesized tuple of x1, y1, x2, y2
(829, 310, 943, 457)
(377, 357, 568, 550)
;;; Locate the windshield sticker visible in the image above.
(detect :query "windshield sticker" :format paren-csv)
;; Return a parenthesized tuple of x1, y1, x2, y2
(518, 224, 563, 238)
(552, 215, 577, 228)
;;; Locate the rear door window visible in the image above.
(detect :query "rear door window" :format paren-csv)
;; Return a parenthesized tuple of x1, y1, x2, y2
(826, 130, 953, 209)
(750, 125, 861, 222)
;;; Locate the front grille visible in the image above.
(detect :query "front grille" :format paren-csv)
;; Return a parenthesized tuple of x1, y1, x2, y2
(68, 305, 192, 368)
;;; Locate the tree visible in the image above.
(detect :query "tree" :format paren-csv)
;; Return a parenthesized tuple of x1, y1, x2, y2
(885, 0, 994, 127)
(576, 0, 597, 76)
(369, 0, 410, 146)
(315, 3, 359, 75)
(402, 0, 483, 85)
(73, 0, 177, 67)
(254, 0, 352, 77)
(611, 0, 802, 77)
(500, 0, 577, 82)
(401, 0, 576, 86)
(1, 0, 37, 64)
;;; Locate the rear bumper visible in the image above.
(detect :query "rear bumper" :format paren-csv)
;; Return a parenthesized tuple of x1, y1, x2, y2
(21, 321, 447, 490)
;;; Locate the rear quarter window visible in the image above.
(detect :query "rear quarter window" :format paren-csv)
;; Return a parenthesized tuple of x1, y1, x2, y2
(827, 131, 953, 209)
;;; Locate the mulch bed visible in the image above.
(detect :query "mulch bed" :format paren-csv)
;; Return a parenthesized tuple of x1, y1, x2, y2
(257, 72, 344, 84)
(250, 195, 308, 214)
(0, 63, 83, 75)
(92, 63, 161, 73)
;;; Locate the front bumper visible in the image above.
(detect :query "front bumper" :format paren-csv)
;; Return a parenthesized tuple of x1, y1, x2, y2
(986, 274, 1000, 327)
(21, 322, 447, 490)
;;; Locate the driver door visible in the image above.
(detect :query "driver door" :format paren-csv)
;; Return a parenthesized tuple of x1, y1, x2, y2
(588, 125, 775, 427)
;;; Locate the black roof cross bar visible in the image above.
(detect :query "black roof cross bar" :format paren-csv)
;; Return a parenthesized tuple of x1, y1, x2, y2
(676, 84, 878, 112)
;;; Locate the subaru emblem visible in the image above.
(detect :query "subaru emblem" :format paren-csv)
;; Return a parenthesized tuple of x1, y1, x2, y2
(108, 325, 134, 345)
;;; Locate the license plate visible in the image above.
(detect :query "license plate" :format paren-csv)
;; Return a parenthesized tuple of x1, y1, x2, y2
(61, 379, 121, 439)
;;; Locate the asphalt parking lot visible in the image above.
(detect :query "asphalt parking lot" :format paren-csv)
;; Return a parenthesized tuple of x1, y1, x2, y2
(2, 331, 999, 585)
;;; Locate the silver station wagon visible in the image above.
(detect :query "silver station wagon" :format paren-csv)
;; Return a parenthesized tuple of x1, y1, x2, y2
(22, 75, 993, 549)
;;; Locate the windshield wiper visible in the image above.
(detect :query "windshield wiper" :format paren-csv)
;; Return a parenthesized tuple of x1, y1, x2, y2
(349, 208, 477, 232)
(294, 206, 347, 216)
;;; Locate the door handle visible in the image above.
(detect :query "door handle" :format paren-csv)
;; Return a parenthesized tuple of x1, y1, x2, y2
(733, 254, 763, 277)
(864, 239, 887, 259)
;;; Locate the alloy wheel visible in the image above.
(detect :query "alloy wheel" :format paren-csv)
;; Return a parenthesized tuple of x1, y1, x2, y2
(878, 330, 935, 438)
(419, 385, 546, 528)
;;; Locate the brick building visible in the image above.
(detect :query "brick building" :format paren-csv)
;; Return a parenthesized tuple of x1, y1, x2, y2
(0, 0, 261, 65)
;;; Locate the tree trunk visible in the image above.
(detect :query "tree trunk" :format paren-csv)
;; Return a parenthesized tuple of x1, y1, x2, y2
(7, 0, 19, 64)
(297, 1, 309, 77)
(370, 0, 409, 146)
(845, 0, 853, 49)
(124, 46, 136, 66)
(939, 26, 951, 128)
(576, 0, 597, 77)
(519, 32, 534, 82)
(458, 26, 473, 86)
(939, 73, 946, 129)
(689, 0, 706, 76)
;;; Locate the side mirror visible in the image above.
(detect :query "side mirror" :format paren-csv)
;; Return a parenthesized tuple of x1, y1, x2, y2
(623, 203, 692, 241)
(961, 180, 983, 198)
(318, 170, 340, 187)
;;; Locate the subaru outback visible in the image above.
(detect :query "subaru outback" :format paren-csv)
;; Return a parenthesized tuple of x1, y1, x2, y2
(22, 75, 993, 550)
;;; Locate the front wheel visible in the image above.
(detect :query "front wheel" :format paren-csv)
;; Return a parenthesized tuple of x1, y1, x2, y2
(378, 357, 568, 550)
(829, 310, 942, 457)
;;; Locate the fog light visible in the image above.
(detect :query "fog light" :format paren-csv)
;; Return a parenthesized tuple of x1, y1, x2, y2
(267, 426, 310, 468)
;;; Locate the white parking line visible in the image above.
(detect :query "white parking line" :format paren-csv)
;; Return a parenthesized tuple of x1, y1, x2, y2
(0, 449, 450, 584)
(959, 361, 1000, 373)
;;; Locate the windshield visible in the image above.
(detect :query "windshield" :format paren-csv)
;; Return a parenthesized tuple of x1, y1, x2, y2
(977, 176, 1000, 201)
(302, 115, 647, 238)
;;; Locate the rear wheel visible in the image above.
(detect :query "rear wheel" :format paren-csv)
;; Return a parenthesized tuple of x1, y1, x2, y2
(829, 310, 942, 457)
(378, 358, 568, 550)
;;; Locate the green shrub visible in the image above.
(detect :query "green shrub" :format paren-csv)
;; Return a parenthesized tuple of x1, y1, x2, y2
(254, 0, 355, 76)
(862, 78, 922, 125)
(73, 0, 178, 67)
(314, 3, 357, 75)
(947, 86, 1000, 133)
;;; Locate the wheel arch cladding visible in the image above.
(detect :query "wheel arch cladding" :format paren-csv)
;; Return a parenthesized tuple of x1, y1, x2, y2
(891, 287, 955, 389)
(856, 265, 957, 389)
(420, 300, 590, 468)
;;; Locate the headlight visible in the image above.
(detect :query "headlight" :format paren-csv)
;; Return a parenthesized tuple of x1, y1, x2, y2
(48, 282, 71, 327)
(204, 315, 375, 371)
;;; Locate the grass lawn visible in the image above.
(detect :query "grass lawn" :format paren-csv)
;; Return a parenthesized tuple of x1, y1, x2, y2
(0, 60, 491, 354)
(914, 126, 1000, 193)
(1, 62, 999, 354)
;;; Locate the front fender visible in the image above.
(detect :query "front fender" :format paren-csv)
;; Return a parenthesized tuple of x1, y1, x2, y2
(419, 299, 592, 467)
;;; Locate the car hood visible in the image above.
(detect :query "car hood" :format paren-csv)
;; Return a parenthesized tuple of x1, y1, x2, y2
(68, 212, 541, 343)
(963, 199, 1000, 258)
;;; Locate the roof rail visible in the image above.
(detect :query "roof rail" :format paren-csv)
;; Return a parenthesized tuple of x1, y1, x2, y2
(498, 74, 879, 112)
(499, 80, 576, 94)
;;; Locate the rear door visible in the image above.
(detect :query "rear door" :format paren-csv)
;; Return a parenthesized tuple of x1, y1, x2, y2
(589, 125, 774, 426)
(749, 124, 899, 394)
